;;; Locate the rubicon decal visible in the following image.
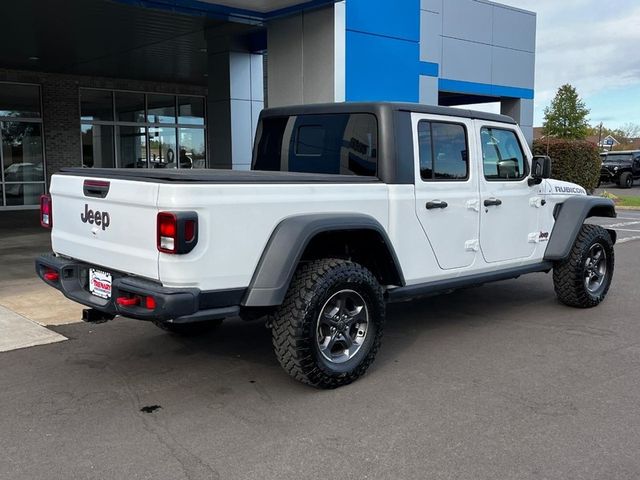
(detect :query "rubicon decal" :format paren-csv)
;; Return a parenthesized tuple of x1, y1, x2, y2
(554, 186, 586, 195)
(81, 204, 111, 230)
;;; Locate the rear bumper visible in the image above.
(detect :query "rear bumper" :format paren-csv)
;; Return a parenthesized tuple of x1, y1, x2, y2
(35, 253, 243, 323)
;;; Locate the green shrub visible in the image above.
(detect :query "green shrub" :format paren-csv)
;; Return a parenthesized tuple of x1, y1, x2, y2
(532, 138, 600, 191)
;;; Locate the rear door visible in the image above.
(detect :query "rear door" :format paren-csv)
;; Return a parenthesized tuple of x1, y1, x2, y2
(413, 113, 480, 270)
(475, 121, 539, 263)
(50, 174, 159, 280)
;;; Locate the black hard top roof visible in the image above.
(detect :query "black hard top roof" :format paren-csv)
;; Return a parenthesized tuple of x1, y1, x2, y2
(261, 101, 516, 125)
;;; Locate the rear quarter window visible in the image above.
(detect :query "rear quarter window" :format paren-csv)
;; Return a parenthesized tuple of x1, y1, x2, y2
(253, 113, 378, 176)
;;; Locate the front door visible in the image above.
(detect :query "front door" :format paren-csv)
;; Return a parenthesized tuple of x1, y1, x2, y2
(476, 121, 539, 263)
(413, 114, 480, 270)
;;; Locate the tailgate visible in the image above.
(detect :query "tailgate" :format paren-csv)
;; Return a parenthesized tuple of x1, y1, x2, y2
(50, 174, 159, 280)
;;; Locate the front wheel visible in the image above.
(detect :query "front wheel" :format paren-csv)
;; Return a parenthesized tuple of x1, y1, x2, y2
(619, 172, 633, 188)
(553, 224, 614, 308)
(270, 259, 385, 389)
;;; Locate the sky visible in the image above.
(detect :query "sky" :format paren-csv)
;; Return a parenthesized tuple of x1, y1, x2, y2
(469, 0, 640, 129)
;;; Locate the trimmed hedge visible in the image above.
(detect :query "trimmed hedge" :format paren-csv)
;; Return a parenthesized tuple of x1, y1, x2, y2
(532, 139, 600, 191)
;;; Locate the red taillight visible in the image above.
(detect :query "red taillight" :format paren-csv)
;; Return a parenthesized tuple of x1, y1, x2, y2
(116, 296, 139, 307)
(40, 194, 52, 228)
(184, 220, 196, 242)
(157, 212, 177, 253)
(157, 211, 198, 254)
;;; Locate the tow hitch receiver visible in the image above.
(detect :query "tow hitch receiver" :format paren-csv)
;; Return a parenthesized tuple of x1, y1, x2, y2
(82, 308, 116, 324)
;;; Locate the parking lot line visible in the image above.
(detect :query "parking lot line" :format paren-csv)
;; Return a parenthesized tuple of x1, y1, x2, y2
(606, 221, 640, 228)
(618, 236, 640, 244)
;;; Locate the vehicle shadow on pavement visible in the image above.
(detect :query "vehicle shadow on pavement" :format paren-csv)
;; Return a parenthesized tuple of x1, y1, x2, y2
(377, 273, 558, 368)
(48, 272, 558, 389)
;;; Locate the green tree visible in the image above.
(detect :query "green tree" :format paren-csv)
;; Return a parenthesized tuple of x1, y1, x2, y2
(543, 84, 590, 139)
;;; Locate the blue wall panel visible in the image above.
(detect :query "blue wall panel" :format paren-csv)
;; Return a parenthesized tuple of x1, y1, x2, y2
(346, 0, 420, 42)
(419, 61, 439, 77)
(343, 0, 534, 103)
(439, 78, 534, 99)
(346, 31, 419, 102)
(345, 0, 421, 102)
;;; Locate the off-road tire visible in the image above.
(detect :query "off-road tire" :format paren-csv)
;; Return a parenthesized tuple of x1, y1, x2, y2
(553, 224, 614, 308)
(153, 318, 223, 336)
(270, 258, 385, 389)
(619, 172, 633, 188)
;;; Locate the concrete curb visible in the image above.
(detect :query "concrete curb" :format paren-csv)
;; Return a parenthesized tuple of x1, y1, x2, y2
(0, 305, 67, 353)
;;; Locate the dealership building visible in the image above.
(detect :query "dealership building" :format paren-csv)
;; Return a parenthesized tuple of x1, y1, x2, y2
(0, 0, 535, 210)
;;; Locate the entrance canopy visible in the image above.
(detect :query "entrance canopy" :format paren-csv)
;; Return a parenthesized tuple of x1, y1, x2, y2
(0, 0, 334, 85)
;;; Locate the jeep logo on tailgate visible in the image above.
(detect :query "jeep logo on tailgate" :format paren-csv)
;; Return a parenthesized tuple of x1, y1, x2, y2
(81, 204, 110, 230)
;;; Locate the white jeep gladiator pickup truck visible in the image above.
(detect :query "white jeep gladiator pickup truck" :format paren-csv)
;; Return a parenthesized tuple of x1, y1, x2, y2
(36, 102, 616, 388)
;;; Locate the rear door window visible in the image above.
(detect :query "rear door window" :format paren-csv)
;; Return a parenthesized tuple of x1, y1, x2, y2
(418, 120, 469, 181)
(253, 113, 378, 176)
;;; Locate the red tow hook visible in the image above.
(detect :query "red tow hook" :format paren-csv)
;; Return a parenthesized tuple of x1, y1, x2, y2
(43, 271, 59, 282)
(116, 296, 139, 307)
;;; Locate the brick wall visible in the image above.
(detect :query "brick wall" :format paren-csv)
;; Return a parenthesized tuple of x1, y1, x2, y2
(40, 76, 81, 183)
(0, 68, 206, 187)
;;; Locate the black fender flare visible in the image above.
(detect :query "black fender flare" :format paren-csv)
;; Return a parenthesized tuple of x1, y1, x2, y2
(242, 213, 405, 307)
(544, 196, 616, 261)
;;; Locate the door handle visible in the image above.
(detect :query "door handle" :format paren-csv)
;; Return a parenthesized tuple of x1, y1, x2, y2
(426, 200, 448, 210)
(484, 198, 502, 207)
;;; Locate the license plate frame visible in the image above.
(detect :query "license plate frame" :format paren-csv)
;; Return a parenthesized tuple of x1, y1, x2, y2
(89, 268, 112, 299)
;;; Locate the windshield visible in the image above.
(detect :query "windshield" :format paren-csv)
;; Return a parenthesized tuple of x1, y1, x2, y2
(604, 153, 633, 163)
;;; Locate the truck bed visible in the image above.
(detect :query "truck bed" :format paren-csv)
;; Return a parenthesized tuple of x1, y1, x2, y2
(59, 168, 382, 184)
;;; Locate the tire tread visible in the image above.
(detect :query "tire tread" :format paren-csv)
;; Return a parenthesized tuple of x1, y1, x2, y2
(553, 224, 614, 308)
(271, 258, 384, 389)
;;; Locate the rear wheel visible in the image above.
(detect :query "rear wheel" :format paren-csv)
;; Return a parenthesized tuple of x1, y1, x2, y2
(553, 224, 614, 308)
(153, 318, 223, 336)
(270, 258, 385, 389)
(619, 171, 633, 188)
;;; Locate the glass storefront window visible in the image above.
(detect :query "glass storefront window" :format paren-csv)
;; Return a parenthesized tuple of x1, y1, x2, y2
(118, 126, 148, 168)
(149, 127, 177, 168)
(0, 84, 41, 118)
(115, 92, 145, 123)
(1, 83, 45, 208)
(179, 129, 206, 169)
(178, 96, 205, 125)
(81, 124, 115, 168)
(80, 89, 113, 121)
(148, 94, 175, 124)
(1, 122, 44, 181)
(81, 89, 205, 170)
(4, 182, 44, 206)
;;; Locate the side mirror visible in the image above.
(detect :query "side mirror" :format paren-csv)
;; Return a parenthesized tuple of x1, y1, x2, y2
(529, 155, 552, 185)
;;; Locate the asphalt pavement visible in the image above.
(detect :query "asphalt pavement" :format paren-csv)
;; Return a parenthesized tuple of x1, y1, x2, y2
(1, 214, 640, 480)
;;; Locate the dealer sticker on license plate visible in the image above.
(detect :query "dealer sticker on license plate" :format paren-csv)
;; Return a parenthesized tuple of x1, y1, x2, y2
(89, 268, 112, 299)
